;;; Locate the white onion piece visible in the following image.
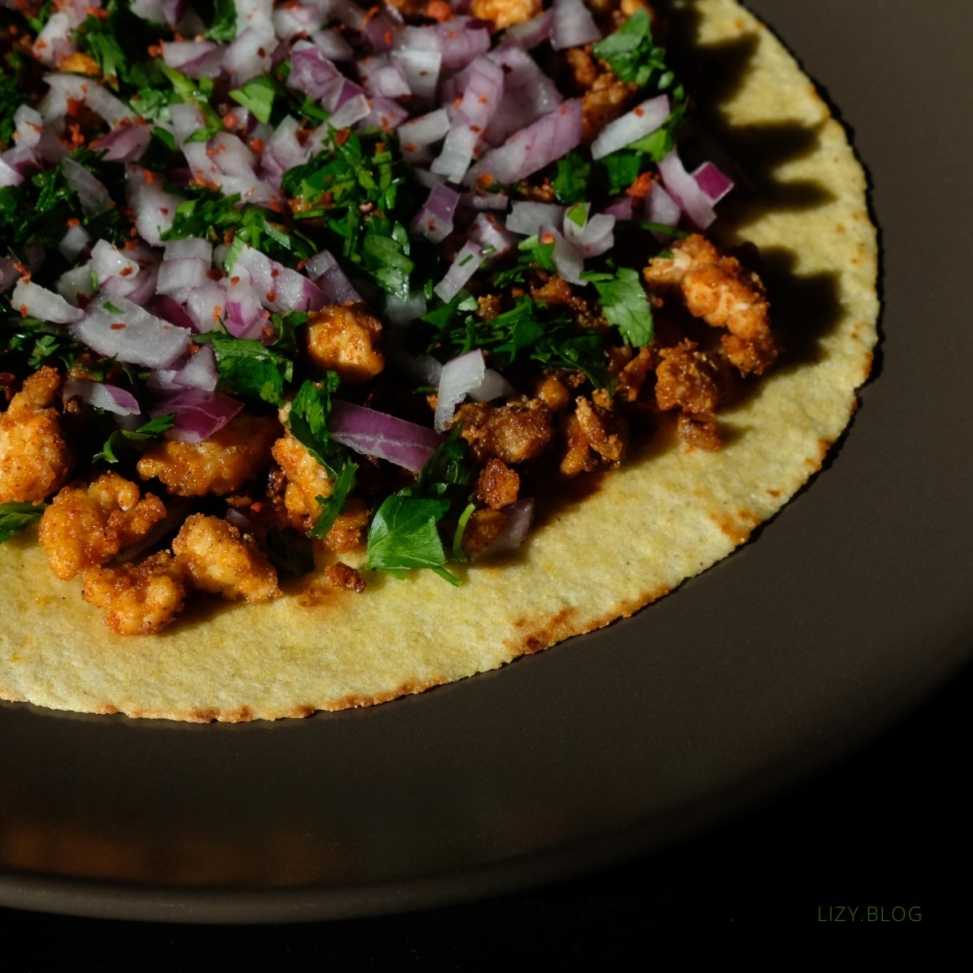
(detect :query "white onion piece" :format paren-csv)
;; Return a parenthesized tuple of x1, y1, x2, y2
(563, 205, 616, 257)
(435, 350, 485, 433)
(56, 264, 98, 305)
(161, 40, 223, 79)
(329, 401, 442, 472)
(590, 95, 670, 160)
(224, 25, 276, 84)
(311, 28, 355, 62)
(658, 148, 717, 229)
(306, 250, 363, 304)
(359, 54, 410, 99)
(91, 123, 152, 163)
(390, 48, 441, 107)
(63, 378, 141, 416)
(507, 10, 553, 48)
(13, 105, 43, 149)
(434, 241, 484, 303)
(466, 213, 517, 259)
(411, 183, 460, 243)
(329, 93, 371, 130)
(287, 42, 341, 99)
(273, 2, 324, 39)
(90, 239, 139, 285)
(469, 369, 515, 403)
(61, 157, 111, 215)
(174, 344, 219, 392)
(11, 279, 84, 324)
(72, 297, 192, 369)
(0, 154, 26, 188)
(125, 166, 185, 247)
(32, 13, 74, 68)
(550, 0, 601, 50)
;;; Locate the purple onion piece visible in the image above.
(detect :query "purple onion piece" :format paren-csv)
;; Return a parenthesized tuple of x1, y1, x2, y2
(329, 401, 442, 472)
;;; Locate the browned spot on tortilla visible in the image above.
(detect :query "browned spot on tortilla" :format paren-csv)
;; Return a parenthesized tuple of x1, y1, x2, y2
(290, 703, 315, 719)
(767, 488, 781, 498)
(835, 223, 845, 233)
(296, 582, 331, 608)
(189, 707, 219, 723)
(223, 706, 252, 723)
(506, 607, 578, 657)
(328, 673, 448, 711)
(712, 508, 761, 545)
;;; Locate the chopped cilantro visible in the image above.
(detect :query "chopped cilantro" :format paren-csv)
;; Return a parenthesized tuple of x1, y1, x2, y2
(229, 75, 279, 125)
(308, 461, 358, 540)
(286, 375, 345, 474)
(552, 152, 591, 205)
(207, 335, 293, 407)
(0, 502, 45, 544)
(74, 0, 166, 92)
(593, 8, 670, 89)
(93, 414, 175, 465)
(202, 0, 238, 43)
(582, 269, 654, 347)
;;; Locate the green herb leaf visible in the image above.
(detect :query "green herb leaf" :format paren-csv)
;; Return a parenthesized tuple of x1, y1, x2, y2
(363, 495, 455, 580)
(286, 375, 342, 473)
(229, 75, 278, 124)
(308, 460, 358, 540)
(93, 414, 175, 464)
(0, 502, 45, 544)
(204, 0, 238, 43)
(551, 152, 591, 204)
(209, 335, 293, 406)
(583, 268, 654, 347)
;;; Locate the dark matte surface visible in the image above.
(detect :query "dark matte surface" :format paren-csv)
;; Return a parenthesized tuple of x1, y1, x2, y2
(1, 0, 971, 924)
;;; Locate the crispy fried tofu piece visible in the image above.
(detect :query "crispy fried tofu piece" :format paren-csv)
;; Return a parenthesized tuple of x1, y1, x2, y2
(83, 551, 186, 637)
(0, 367, 73, 504)
(560, 392, 628, 476)
(644, 235, 778, 375)
(172, 514, 280, 603)
(136, 414, 278, 497)
(271, 430, 333, 531)
(455, 398, 554, 464)
(470, 0, 541, 29)
(39, 472, 167, 581)
(305, 302, 384, 386)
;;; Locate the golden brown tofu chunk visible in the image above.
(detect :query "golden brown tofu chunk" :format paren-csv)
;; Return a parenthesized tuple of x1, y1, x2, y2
(82, 551, 186, 637)
(470, 0, 541, 30)
(271, 429, 333, 531)
(305, 303, 384, 386)
(455, 398, 554, 465)
(136, 414, 278, 497)
(39, 472, 167, 581)
(172, 514, 280, 603)
(644, 235, 778, 375)
(0, 367, 73, 504)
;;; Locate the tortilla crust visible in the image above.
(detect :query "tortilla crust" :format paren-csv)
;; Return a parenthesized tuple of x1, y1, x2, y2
(0, 0, 879, 721)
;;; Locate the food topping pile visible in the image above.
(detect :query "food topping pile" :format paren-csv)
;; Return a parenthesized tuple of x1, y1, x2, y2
(0, 0, 777, 635)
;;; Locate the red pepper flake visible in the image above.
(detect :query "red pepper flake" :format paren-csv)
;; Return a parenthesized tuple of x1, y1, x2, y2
(257, 47, 266, 57)
(634, 107, 645, 117)
(475, 173, 495, 190)
(230, 276, 241, 285)
(212, 306, 222, 324)
(143, 170, 157, 184)
(249, 137, 265, 153)
(540, 231, 555, 245)
(147, 44, 162, 58)
(335, 129, 351, 146)
(224, 112, 239, 130)
(67, 217, 81, 227)
(384, 30, 392, 46)
(110, 323, 127, 330)
(19, 304, 28, 318)
(270, 268, 280, 278)
(207, 267, 221, 280)
(266, 290, 277, 302)
(403, 142, 417, 153)
(86, 7, 109, 19)
(426, 218, 437, 231)
(626, 172, 654, 198)
(120, 266, 134, 277)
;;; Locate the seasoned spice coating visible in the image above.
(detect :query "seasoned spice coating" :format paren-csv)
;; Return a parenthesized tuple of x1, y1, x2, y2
(39, 473, 167, 581)
(0, 368, 73, 504)
(136, 414, 278, 497)
(305, 303, 385, 386)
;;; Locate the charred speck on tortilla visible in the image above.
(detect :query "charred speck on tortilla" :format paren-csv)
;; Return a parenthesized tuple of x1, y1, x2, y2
(0, 0, 876, 720)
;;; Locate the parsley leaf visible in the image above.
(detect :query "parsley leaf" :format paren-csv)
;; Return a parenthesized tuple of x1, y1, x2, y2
(0, 502, 45, 544)
(552, 152, 591, 204)
(593, 8, 668, 89)
(583, 268, 654, 347)
(363, 495, 457, 583)
(203, 0, 238, 43)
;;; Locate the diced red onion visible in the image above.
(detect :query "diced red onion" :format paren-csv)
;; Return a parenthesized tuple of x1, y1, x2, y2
(126, 166, 186, 247)
(507, 201, 566, 236)
(590, 95, 670, 160)
(329, 400, 442, 472)
(91, 123, 152, 163)
(59, 224, 91, 263)
(692, 161, 735, 204)
(72, 297, 192, 368)
(63, 378, 141, 416)
(434, 240, 484, 303)
(306, 250, 363, 304)
(435, 349, 484, 432)
(311, 28, 354, 62)
(658, 148, 718, 229)
(541, 225, 584, 284)
(150, 387, 243, 443)
(161, 40, 223, 78)
(11, 278, 84, 324)
(645, 180, 682, 239)
(287, 42, 341, 99)
(562, 204, 616, 257)
(507, 10, 553, 48)
(329, 93, 372, 130)
(412, 183, 460, 243)
(224, 25, 276, 84)
(601, 196, 635, 220)
(550, 0, 601, 50)
(390, 48, 441, 107)
(483, 41, 563, 146)
(466, 213, 517, 258)
(174, 344, 219, 392)
(472, 499, 534, 560)
(466, 99, 583, 187)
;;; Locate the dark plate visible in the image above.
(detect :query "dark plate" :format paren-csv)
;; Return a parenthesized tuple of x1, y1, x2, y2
(1, 0, 971, 923)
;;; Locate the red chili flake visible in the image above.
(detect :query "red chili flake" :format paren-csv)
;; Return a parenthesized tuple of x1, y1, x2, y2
(626, 172, 654, 198)
(335, 129, 351, 146)
(160, 207, 170, 215)
(453, 96, 463, 109)
(257, 47, 266, 57)
(230, 276, 241, 285)
(384, 30, 392, 45)
(469, 124, 481, 133)
(19, 304, 28, 318)
(67, 218, 81, 227)
(427, 218, 437, 230)
(110, 323, 127, 330)
(120, 266, 134, 277)
(540, 231, 555, 245)
(207, 267, 221, 280)
(403, 142, 417, 152)
(249, 137, 265, 153)
(143, 170, 157, 184)
(212, 306, 222, 323)
(266, 290, 277, 302)
(224, 112, 239, 130)
(86, 7, 109, 19)
(634, 107, 645, 117)
(475, 173, 495, 190)
(270, 268, 280, 278)
(147, 44, 162, 57)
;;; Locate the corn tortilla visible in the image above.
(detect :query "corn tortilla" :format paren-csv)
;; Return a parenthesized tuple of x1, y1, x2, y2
(0, 0, 879, 721)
